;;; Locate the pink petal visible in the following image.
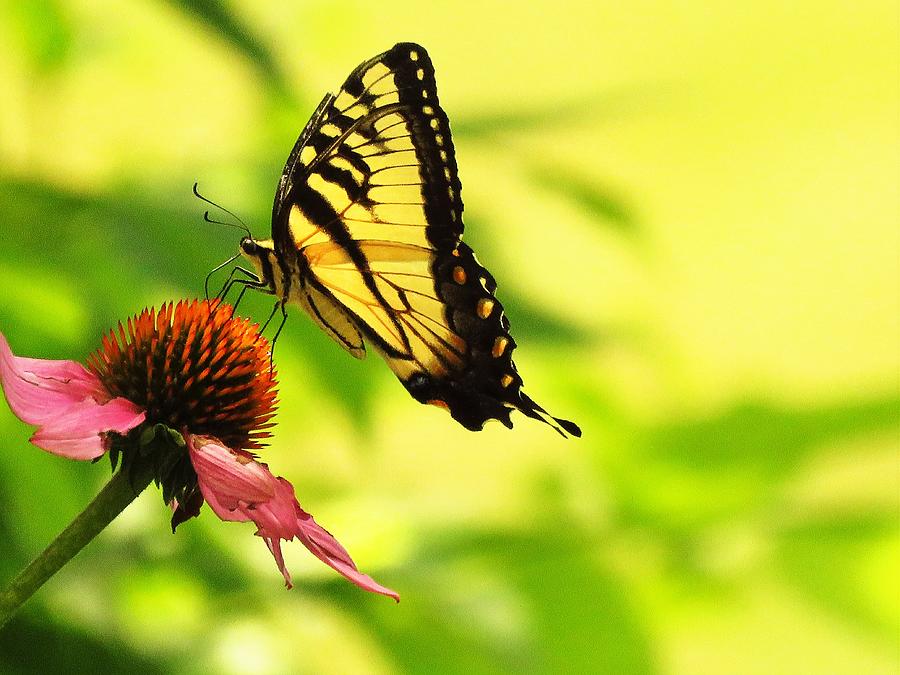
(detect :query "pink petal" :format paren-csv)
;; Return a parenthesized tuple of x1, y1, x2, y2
(30, 397, 147, 459)
(0, 331, 146, 459)
(0, 332, 102, 425)
(188, 435, 399, 601)
(187, 438, 273, 520)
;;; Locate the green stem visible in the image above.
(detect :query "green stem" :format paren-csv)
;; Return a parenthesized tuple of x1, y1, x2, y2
(0, 466, 153, 629)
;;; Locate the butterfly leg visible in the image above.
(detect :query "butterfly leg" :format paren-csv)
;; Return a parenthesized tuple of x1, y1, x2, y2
(203, 253, 241, 300)
(206, 276, 269, 325)
(215, 266, 263, 304)
(228, 283, 251, 316)
(266, 302, 289, 373)
(260, 300, 281, 333)
(270, 302, 289, 345)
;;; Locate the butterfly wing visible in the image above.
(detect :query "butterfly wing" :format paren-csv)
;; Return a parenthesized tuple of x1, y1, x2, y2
(273, 42, 580, 437)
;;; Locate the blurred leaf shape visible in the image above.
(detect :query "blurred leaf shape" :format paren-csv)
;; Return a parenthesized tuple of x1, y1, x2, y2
(641, 395, 900, 477)
(528, 165, 639, 238)
(453, 95, 604, 139)
(5, 0, 71, 74)
(162, 0, 292, 99)
(340, 529, 657, 675)
(776, 513, 898, 642)
(619, 393, 900, 538)
(0, 178, 201, 298)
(609, 393, 900, 626)
(0, 613, 167, 674)
(452, 85, 664, 140)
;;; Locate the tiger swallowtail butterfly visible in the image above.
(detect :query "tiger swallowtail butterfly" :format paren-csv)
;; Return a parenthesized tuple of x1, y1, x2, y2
(237, 42, 581, 438)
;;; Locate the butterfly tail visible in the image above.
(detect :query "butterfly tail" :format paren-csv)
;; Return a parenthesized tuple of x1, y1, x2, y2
(516, 392, 582, 438)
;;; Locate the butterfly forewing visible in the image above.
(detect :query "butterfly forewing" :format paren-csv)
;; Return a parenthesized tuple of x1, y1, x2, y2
(271, 42, 580, 437)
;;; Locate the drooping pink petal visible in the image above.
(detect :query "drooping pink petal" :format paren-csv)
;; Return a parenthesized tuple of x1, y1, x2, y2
(0, 331, 146, 459)
(188, 435, 399, 601)
(187, 440, 272, 516)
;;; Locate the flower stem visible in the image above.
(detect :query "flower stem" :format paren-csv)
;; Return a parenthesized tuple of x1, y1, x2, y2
(0, 465, 153, 629)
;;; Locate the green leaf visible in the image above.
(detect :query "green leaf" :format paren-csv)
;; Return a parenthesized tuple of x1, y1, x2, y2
(162, 0, 292, 98)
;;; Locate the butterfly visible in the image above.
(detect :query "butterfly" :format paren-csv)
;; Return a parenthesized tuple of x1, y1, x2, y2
(236, 42, 580, 437)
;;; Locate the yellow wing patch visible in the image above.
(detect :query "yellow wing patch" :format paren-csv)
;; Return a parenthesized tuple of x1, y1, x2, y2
(302, 240, 466, 379)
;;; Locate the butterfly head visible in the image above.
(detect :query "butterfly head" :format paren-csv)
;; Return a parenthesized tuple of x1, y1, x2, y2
(239, 236, 279, 294)
(239, 236, 260, 257)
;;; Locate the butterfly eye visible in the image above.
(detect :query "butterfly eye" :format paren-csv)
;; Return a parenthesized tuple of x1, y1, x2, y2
(240, 237, 258, 256)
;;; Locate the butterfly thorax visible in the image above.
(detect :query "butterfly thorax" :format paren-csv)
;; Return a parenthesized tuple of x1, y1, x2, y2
(239, 235, 336, 334)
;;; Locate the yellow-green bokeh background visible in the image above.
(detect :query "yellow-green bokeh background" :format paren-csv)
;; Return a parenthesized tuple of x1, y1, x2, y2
(0, 1, 897, 673)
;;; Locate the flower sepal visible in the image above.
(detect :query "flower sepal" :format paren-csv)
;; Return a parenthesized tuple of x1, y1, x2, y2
(139, 423, 186, 451)
(107, 422, 199, 510)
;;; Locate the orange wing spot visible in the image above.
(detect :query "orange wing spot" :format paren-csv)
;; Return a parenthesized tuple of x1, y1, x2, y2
(476, 298, 495, 319)
(427, 399, 449, 410)
(453, 265, 467, 284)
(451, 248, 460, 257)
(500, 374, 514, 388)
(491, 336, 509, 358)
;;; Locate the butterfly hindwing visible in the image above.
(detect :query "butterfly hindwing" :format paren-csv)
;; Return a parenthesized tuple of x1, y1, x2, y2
(270, 42, 580, 437)
(300, 276, 365, 359)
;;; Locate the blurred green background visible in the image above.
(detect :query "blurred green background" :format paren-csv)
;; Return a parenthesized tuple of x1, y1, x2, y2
(0, 1, 897, 673)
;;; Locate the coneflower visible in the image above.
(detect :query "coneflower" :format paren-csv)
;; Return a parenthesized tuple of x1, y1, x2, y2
(0, 299, 397, 626)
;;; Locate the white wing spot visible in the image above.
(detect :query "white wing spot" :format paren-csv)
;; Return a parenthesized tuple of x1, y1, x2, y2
(416, 68, 425, 80)
(430, 118, 440, 130)
(409, 51, 419, 61)
(422, 105, 434, 115)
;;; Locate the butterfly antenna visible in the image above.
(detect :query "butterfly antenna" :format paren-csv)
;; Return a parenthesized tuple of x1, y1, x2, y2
(202, 211, 254, 241)
(192, 182, 253, 240)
